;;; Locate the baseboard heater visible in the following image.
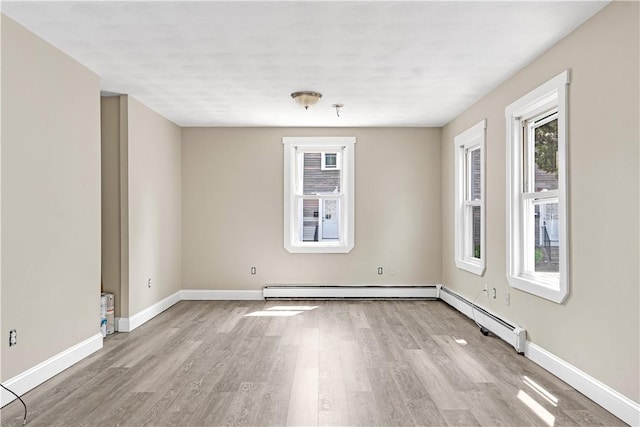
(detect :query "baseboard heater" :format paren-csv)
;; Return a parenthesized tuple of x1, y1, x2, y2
(263, 285, 439, 300)
(439, 286, 527, 354)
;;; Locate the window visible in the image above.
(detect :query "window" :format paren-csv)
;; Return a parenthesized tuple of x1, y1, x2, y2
(321, 152, 340, 170)
(505, 70, 569, 303)
(283, 137, 355, 253)
(454, 120, 486, 275)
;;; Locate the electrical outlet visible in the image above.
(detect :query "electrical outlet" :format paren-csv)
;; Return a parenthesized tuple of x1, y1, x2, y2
(147, 278, 152, 288)
(9, 329, 17, 347)
(505, 292, 511, 306)
(377, 267, 383, 275)
(492, 288, 497, 299)
(250, 266, 256, 275)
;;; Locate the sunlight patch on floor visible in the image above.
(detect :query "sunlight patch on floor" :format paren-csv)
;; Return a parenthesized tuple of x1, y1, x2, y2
(517, 389, 556, 427)
(245, 310, 304, 317)
(245, 305, 318, 317)
(523, 375, 558, 407)
(452, 336, 467, 345)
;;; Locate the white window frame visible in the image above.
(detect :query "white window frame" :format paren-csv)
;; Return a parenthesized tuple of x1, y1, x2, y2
(283, 137, 355, 253)
(505, 70, 570, 303)
(321, 152, 341, 170)
(454, 120, 486, 275)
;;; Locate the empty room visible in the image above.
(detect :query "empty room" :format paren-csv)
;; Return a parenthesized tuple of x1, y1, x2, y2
(1, 1, 638, 426)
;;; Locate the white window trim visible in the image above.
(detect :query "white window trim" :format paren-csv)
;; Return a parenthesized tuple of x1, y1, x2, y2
(505, 70, 570, 303)
(454, 120, 486, 276)
(321, 152, 341, 170)
(283, 137, 355, 254)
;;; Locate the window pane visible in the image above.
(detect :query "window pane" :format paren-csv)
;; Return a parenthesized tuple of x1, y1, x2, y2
(301, 199, 319, 242)
(534, 118, 559, 191)
(321, 199, 340, 240)
(469, 148, 481, 200)
(325, 153, 337, 168)
(472, 205, 481, 259)
(303, 153, 341, 195)
(533, 201, 559, 274)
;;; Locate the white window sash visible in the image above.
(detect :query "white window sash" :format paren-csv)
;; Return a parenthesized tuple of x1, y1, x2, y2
(283, 137, 355, 254)
(506, 70, 569, 303)
(293, 195, 344, 244)
(454, 120, 486, 276)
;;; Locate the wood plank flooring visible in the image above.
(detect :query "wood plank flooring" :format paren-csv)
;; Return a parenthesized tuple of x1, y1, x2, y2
(0, 300, 626, 426)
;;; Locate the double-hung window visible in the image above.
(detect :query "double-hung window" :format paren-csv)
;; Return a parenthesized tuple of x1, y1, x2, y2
(283, 137, 355, 253)
(454, 120, 486, 275)
(505, 70, 569, 303)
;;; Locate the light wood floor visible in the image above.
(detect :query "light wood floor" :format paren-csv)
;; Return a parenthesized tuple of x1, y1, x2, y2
(1, 300, 625, 426)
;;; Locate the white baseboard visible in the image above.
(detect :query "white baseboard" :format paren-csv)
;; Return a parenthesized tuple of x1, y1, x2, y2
(263, 285, 439, 299)
(525, 342, 640, 426)
(116, 291, 181, 332)
(181, 289, 263, 300)
(1, 333, 103, 407)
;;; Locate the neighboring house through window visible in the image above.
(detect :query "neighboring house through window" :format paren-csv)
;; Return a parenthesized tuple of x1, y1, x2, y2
(454, 120, 486, 275)
(505, 70, 570, 303)
(283, 137, 355, 253)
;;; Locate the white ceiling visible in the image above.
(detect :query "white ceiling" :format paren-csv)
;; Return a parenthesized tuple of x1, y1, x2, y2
(2, 1, 607, 127)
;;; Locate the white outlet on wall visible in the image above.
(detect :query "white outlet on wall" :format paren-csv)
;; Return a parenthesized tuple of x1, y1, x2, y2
(9, 329, 17, 347)
(147, 278, 152, 288)
(505, 292, 511, 306)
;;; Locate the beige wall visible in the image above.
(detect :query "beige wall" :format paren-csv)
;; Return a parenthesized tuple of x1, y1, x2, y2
(1, 15, 101, 380)
(100, 97, 122, 316)
(126, 96, 182, 316)
(441, 1, 639, 402)
(182, 127, 441, 289)
(101, 95, 182, 318)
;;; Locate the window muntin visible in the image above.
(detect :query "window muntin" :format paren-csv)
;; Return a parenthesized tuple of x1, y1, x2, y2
(506, 70, 569, 303)
(283, 137, 355, 253)
(454, 120, 486, 275)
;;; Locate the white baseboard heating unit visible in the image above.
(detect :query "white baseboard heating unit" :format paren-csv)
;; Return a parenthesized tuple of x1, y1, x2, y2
(439, 286, 527, 354)
(263, 285, 439, 300)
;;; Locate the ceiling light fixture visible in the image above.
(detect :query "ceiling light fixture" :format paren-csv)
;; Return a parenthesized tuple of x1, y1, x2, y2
(332, 103, 344, 117)
(291, 91, 322, 110)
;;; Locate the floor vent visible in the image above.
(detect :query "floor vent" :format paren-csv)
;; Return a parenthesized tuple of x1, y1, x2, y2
(263, 285, 439, 300)
(439, 286, 526, 353)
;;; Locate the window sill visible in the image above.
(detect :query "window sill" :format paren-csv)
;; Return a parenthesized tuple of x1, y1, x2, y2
(455, 258, 485, 276)
(507, 273, 568, 303)
(285, 241, 354, 254)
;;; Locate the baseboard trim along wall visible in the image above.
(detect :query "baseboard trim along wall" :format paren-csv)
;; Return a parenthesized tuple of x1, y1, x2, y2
(0, 333, 103, 407)
(181, 289, 263, 300)
(525, 341, 640, 426)
(116, 291, 182, 332)
(263, 284, 439, 299)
